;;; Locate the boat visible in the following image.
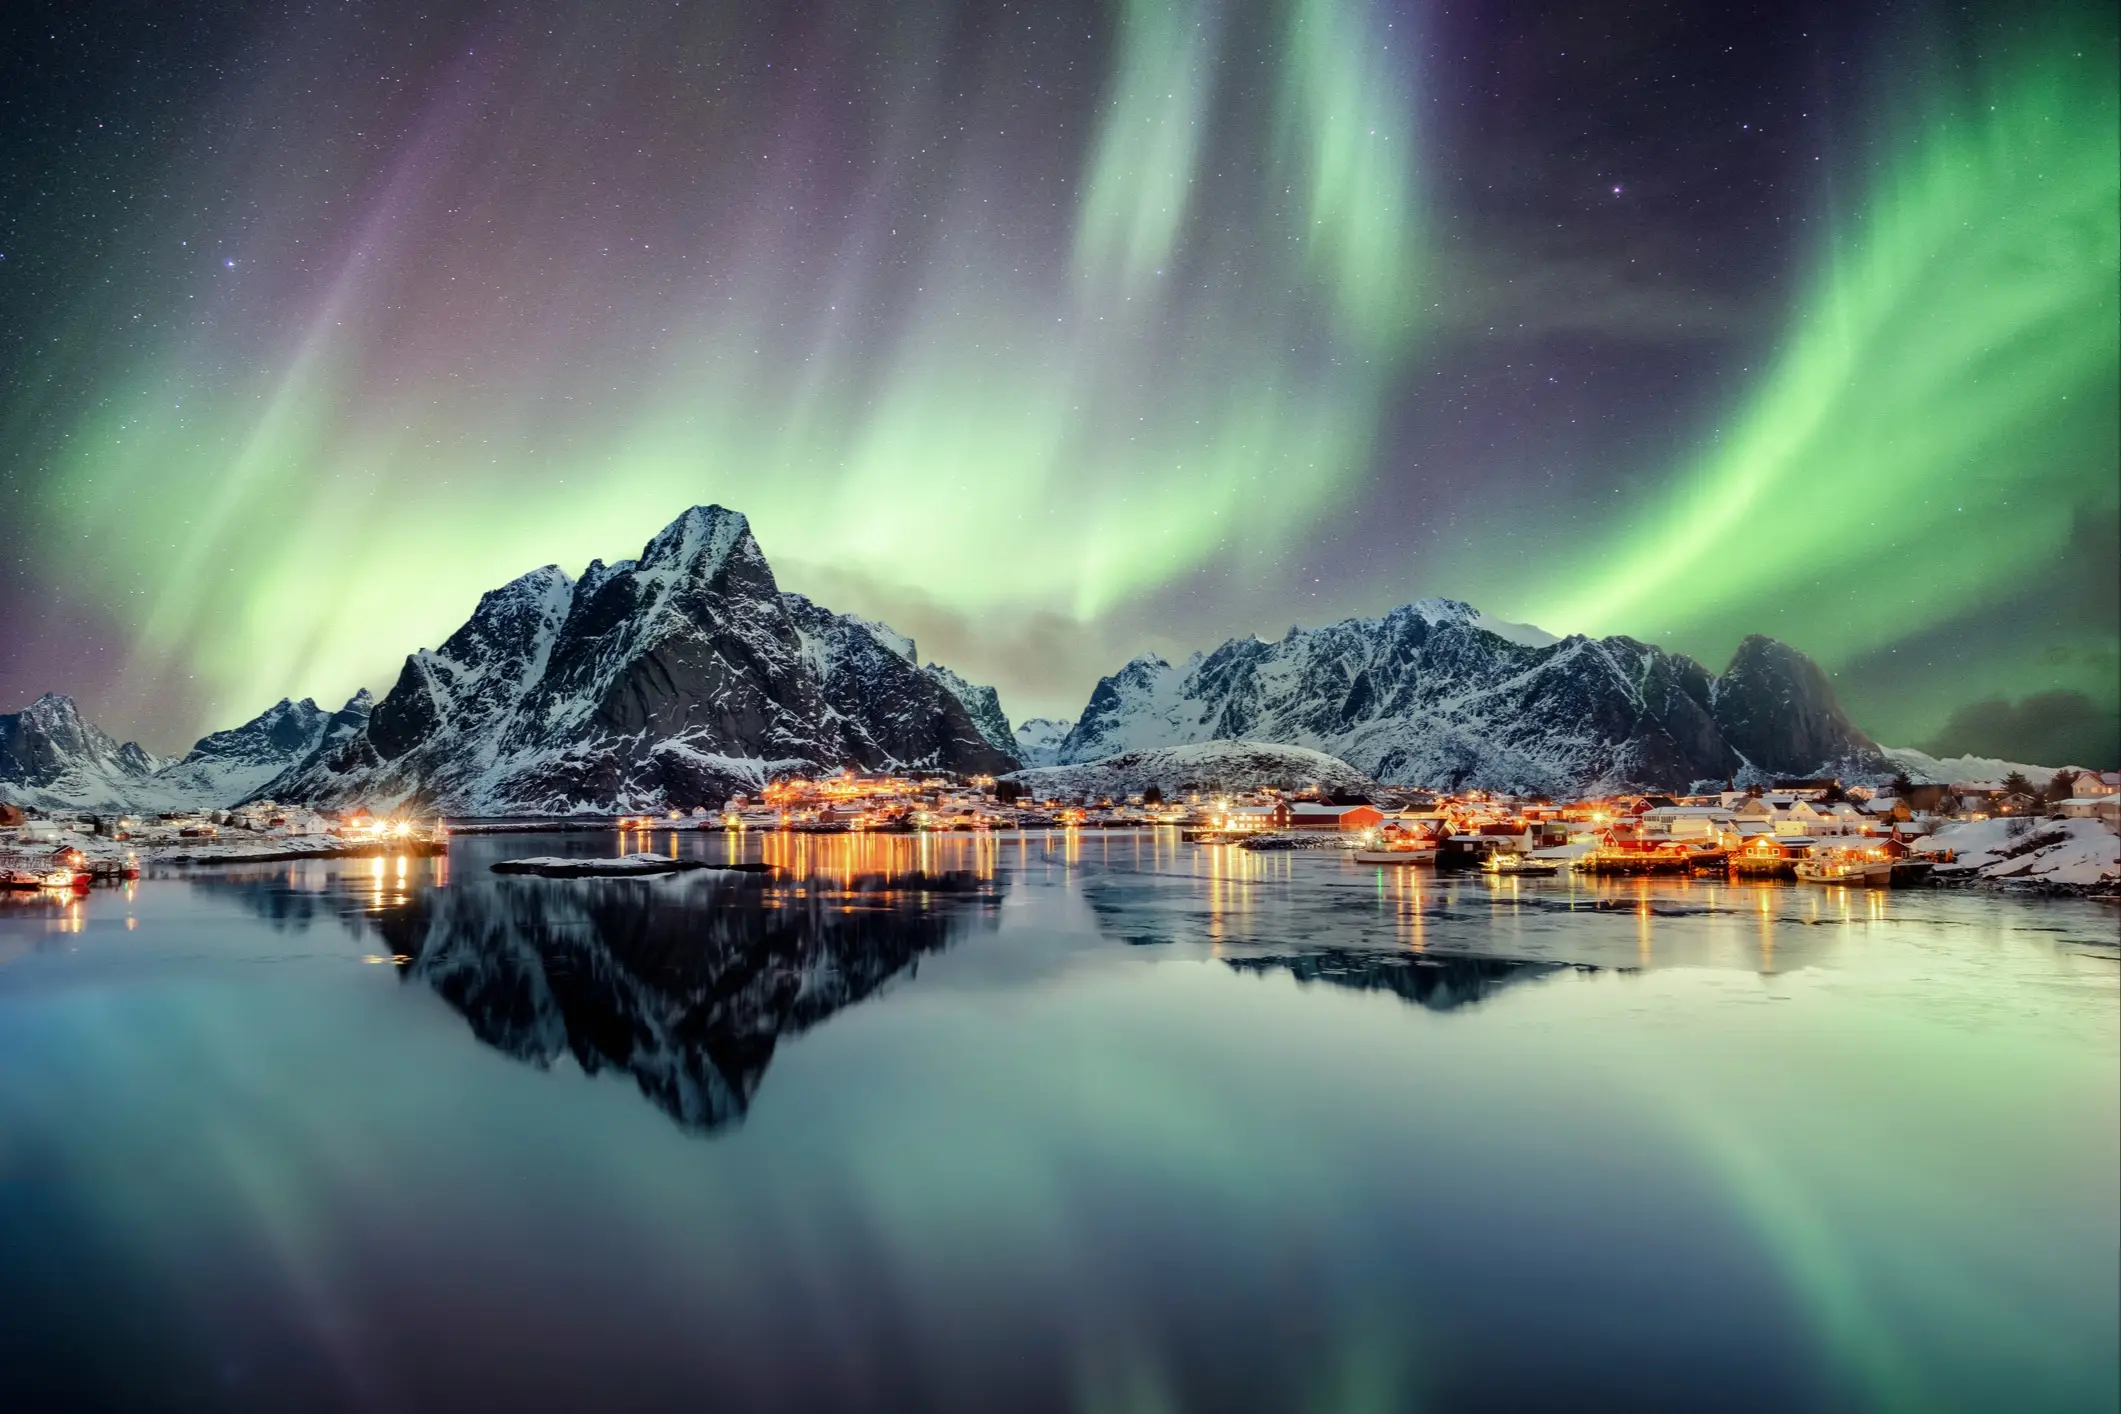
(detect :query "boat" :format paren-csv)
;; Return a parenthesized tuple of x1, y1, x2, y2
(1793, 850, 1894, 886)
(1482, 852, 1558, 877)
(1354, 846, 1436, 865)
(2, 848, 89, 892)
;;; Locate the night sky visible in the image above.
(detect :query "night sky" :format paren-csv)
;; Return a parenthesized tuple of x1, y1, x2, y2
(2, 0, 2115, 765)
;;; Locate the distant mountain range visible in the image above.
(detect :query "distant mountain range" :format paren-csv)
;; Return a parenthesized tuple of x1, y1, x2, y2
(1047, 598, 1890, 796)
(7, 503, 1920, 814)
(1005, 741, 1376, 801)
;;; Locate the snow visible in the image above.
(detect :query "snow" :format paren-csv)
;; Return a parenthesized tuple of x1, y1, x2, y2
(1051, 601, 1878, 795)
(1012, 717, 1071, 768)
(1927, 817, 2120, 889)
(1879, 746, 2089, 788)
(1005, 740, 1373, 798)
(638, 504, 751, 582)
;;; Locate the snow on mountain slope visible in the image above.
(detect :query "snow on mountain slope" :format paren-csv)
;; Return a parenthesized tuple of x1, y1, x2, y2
(1005, 740, 1373, 799)
(1012, 718, 1071, 768)
(1879, 746, 2085, 786)
(149, 697, 334, 806)
(260, 505, 1019, 813)
(0, 694, 166, 811)
(2, 690, 383, 813)
(1056, 602, 1887, 795)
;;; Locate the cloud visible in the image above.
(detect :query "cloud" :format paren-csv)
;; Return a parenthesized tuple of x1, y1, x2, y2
(1922, 691, 2120, 771)
(771, 562, 1163, 725)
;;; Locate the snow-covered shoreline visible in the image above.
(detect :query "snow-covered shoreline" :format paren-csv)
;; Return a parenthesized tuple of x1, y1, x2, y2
(1924, 817, 2121, 897)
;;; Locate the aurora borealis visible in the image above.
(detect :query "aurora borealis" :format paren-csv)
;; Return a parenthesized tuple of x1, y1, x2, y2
(1, 0, 2115, 764)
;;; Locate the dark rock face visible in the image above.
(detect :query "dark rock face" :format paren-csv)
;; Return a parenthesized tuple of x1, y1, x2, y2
(262, 505, 1018, 813)
(1056, 600, 1885, 794)
(920, 662, 1016, 758)
(1711, 635, 1880, 776)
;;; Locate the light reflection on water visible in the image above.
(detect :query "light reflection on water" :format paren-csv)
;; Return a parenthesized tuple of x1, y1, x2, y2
(0, 830, 2114, 1414)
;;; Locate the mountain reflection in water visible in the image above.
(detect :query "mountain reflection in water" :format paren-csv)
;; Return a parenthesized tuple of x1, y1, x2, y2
(1225, 948, 1593, 1011)
(364, 867, 999, 1132)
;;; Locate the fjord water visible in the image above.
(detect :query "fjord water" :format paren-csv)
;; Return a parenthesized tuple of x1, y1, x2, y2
(1, 833, 2113, 1414)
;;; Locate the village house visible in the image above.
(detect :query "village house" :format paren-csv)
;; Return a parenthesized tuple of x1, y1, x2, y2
(1288, 802, 1385, 832)
(2055, 794, 2121, 825)
(1861, 795, 1913, 824)
(1638, 805, 1736, 841)
(1219, 802, 1291, 832)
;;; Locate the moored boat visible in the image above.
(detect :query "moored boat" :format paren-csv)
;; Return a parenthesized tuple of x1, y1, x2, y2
(2, 848, 91, 892)
(1794, 850, 1894, 886)
(1483, 852, 1558, 876)
(1354, 846, 1436, 865)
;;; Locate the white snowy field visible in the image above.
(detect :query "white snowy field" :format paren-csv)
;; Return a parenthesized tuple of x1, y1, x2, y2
(1928, 817, 2120, 889)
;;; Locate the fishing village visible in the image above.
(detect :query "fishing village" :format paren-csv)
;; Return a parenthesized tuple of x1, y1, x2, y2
(5, 765, 2116, 896)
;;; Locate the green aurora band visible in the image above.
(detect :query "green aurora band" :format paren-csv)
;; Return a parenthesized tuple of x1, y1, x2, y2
(34, 0, 1419, 736)
(1510, 30, 2119, 734)
(16, 5, 2117, 753)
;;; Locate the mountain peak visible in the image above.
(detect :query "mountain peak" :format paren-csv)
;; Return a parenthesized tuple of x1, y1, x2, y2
(249, 502, 1016, 811)
(1401, 597, 1480, 627)
(638, 504, 754, 579)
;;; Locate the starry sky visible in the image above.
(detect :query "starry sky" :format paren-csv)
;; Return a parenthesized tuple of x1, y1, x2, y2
(2, 0, 2115, 766)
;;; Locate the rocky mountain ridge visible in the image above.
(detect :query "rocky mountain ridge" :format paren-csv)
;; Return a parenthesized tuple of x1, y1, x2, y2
(0, 694, 166, 812)
(1, 691, 372, 813)
(1051, 599, 1888, 794)
(253, 505, 1017, 813)
(8, 513, 1907, 813)
(1011, 718, 1071, 768)
(1004, 741, 1376, 800)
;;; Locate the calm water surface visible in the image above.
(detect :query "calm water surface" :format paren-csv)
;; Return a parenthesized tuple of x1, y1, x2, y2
(1, 830, 2115, 1414)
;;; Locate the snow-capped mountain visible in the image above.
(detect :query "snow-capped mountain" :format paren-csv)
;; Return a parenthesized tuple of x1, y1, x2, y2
(150, 693, 373, 807)
(1055, 599, 1887, 794)
(1005, 740, 1375, 799)
(259, 505, 1019, 813)
(0, 694, 166, 811)
(1012, 717, 1071, 768)
(1878, 746, 2079, 787)
(1, 690, 377, 812)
